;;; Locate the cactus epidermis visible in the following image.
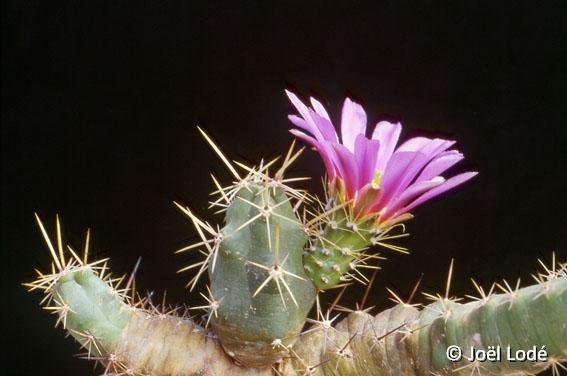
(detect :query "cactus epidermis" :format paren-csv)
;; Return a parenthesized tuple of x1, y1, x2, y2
(303, 198, 409, 290)
(280, 259, 567, 376)
(209, 182, 316, 367)
(175, 133, 317, 367)
(28, 215, 567, 375)
(27, 215, 272, 375)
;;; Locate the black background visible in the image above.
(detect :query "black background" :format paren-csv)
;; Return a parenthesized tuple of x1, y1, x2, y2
(2, 2, 566, 375)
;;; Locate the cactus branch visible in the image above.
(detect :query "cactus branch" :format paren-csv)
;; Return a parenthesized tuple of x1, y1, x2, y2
(26, 215, 270, 376)
(280, 263, 567, 376)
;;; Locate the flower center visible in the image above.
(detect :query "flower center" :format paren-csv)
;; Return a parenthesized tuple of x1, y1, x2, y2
(371, 170, 383, 190)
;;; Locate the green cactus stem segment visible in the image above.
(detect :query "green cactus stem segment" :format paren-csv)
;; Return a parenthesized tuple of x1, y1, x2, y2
(414, 275, 567, 375)
(53, 267, 130, 355)
(210, 184, 317, 367)
(303, 208, 386, 290)
(281, 276, 567, 375)
(49, 266, 270, 375)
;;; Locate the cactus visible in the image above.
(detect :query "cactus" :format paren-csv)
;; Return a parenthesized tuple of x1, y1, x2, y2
(25, 91, 567, 375)
(206, 181, 316, 366)
(280, 260, 567, 375)
(27, 214, 270, 376)
(26, 215, 567, 375)
(303, 202, 408, 290)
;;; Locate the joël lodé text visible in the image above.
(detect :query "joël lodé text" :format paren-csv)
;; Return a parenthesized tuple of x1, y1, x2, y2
(447, 345, 549, 363)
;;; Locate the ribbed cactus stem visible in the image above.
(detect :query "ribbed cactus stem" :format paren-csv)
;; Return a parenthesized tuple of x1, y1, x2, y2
(27, 215, 270, 375)
(210, 183, 316, 367)
(29, 216, 566, 376)
(414, 275, 567, 375)
(40, 264, 272, 376)
(53, 268, 130, 355)
(280, 275, 567, 375)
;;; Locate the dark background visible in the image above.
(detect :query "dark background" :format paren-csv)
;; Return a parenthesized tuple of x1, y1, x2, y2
(2, 2, 566, 375)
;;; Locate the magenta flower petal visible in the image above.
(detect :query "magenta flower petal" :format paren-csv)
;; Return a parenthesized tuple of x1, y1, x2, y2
(340, 98, 367, 152)
(290, 129, 337, 180)
(378, 152, 421, 192)
(398, 137, 455, 158)
(286, 90, 327, 142)
(288, 114, 311, 133)
(310, 97, 331, 121)
(380, 177, 446, 220)
(318, 141, 340, 181)
(420, 139, 456, 158)
(286, 90, 476, 224)
(415, 150, 464, 183)
(369, 151, 424, 211)
(389, 138, 456, 198)
(400, 171, 478, 214)
(308, 109, 339, 143)
(354, 134, 380, 188)
(331, 143, 360, 197)
(289, 128, 317, 146)
(287, 92, 338, 143)
(397, 136, 433, 152)
(371, 121, 402, 172)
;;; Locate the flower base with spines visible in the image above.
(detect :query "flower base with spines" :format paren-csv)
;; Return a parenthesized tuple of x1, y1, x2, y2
(303, 197, 407, 290)
(304, 208, 376, 289)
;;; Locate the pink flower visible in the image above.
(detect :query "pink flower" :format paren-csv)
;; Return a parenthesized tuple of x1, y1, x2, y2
(286, 90, 477, 224)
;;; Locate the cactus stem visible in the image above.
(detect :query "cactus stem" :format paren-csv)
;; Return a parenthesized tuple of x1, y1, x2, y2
(247, 225, 306, 308)
(176, 131, 317, 365)
(282, 256, 566, 375)
(173, 132, 317, 365)
(26, 215, 132, 359)
(27, 215, 276, 375)
(303, 189, 410, 289)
